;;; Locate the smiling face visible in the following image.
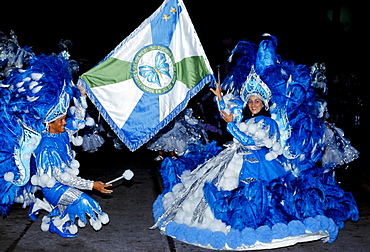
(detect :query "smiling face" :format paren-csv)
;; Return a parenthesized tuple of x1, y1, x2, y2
(48, 116, 67, 134)
(248, 96, 264, 115)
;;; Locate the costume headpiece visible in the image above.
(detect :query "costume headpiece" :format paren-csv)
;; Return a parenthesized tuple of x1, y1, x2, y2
(44, 81, 70, 123)
(240, 66, 271, 109)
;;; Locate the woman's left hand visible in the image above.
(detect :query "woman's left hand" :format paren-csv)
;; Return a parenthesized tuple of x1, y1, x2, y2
(220, 110, 233, 123)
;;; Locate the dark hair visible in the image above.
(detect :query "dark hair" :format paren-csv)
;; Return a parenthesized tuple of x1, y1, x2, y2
(242, 102, 271, 121)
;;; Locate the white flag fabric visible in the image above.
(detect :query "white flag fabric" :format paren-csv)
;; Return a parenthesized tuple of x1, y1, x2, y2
(79, 0, 214, 151)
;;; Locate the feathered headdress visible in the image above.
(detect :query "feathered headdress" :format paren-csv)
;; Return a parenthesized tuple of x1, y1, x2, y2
(4, 54, 75, 131)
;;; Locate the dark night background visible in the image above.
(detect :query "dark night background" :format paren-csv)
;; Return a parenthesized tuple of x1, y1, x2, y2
(0, 1, 366, 72)
(1, 0, 368, 177)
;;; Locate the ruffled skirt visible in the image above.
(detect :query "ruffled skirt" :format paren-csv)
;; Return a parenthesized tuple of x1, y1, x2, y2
(152, 143, 359, 250)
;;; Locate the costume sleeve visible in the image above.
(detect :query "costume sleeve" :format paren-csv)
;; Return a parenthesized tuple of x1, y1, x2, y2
(226, 122, 255, 145)
(52, 166, 93, 190)
(217, 94, 244, 123)
(36, 146, 63, 175)
(216, 97, 226, 111)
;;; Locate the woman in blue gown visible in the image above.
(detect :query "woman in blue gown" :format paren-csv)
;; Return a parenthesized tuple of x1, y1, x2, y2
(151, 62, 358, 250)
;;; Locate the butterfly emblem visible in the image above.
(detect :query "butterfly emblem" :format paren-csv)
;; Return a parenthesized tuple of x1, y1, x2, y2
(139, 51, 172, 87)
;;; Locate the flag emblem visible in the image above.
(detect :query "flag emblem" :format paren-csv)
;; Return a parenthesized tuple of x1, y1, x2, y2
(79, 0, 214, 151)
(132, 45, 176, 94)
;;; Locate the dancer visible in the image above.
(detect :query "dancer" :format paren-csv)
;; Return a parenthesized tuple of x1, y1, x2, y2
(30, 87, 112, 238)
(151, 35, 359, 250)
(0, 33, 112, 238)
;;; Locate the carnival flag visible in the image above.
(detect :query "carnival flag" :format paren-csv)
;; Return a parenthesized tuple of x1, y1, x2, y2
(79, 0, 214, 151)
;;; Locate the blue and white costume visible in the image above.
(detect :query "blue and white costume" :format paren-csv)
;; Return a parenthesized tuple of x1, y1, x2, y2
(32, 129, 108, 237)
(151, 35, 359, 250)
(0, 33, 109, 238)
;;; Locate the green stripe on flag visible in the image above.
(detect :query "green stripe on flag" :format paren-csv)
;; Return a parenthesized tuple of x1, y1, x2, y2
(82, 56, 210, 89)
(81, 58, 132, 88)
(175, 56, 210, 89)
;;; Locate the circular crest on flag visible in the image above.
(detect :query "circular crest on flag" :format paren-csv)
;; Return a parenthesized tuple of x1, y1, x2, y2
(132, 44, 176, 94)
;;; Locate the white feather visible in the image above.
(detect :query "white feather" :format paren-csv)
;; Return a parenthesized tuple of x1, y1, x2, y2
(31, 85, 43, 93)
(29, 81, 38, 89)
(4, 172, 14, 182)
(31, 73, 43, 81)
(27, 96, 39, 102)
(16, 81, 24, 87)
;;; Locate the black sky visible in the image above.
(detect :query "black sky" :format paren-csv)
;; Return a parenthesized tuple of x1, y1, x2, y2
(1, 0, 365, 75)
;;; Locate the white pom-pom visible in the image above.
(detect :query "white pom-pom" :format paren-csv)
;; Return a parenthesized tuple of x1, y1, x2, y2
(68, 224, 78, 234)
(42, 216, 50, 223)
(264, 138, 273, 148)
(30, 137, 39, 144)
(266, 151, 279, 161)
(77, 218, 86, 227)
(22, 153, 31, 161)
(72, 136, 83, 146)
(70, 159, 80, 169)
(85, 117, 95, 126)
(4, 172, 14, 182)
(40, 174, 51, 185)
(31, 85, 43, 94)
(31, 73, 43, 81)
(68, 168, 79, 176)
(265, 152, 274, 161)
(77, 122, 86, 129)
(46, 178, 56, 188)
(272, 142, 281, 152)
(99, 213, 109, 225)
(90, 218, 102, 231)
(27, 143, 35, 151)
(31, 175, 40, 186)
(69, 106, 77, 115)
(41, 222, 50, 232)
(122, 169, 134, 180)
